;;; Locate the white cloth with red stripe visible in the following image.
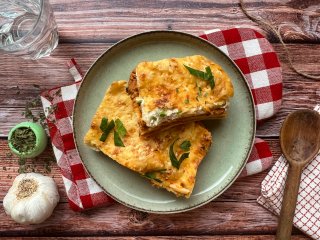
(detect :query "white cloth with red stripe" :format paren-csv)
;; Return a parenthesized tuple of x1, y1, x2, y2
(258, 105, 320, 240)
(40, 27, 282, 211)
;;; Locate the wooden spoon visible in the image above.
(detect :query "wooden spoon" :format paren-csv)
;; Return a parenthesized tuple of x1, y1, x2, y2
(276, 109, 320, 240)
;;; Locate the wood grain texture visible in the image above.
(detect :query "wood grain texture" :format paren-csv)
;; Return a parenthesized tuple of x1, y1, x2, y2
(0, 138, 281, 203)
(47, 0, 320, 43)
(0, 1, 317, 238)
(0, 201, 278, 237)
(0, 236, 310, 239)
(1, 137, 307, 237)
(0, 43, 319, 137)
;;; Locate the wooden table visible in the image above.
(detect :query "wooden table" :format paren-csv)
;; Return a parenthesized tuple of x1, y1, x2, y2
(1, 1, 319, 239)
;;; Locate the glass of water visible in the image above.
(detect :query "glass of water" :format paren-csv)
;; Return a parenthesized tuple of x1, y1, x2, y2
(0, 0, 58, 59)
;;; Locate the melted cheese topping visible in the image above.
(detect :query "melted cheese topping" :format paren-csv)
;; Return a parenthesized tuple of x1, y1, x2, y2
(84, 81, 212, 198)
(135, 55, 234, 127)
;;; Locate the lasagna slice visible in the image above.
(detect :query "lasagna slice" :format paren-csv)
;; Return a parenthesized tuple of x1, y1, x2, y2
(84, 81, 212, 198)
(127, 55, 234, 135)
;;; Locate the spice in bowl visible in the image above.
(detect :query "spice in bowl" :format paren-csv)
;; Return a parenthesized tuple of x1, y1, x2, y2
(10, 127, 36, 154)
(8, 122, 48, 158)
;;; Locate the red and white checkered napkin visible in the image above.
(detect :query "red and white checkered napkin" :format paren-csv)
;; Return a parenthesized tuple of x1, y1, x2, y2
(40, 60, 114, 211)
(40, 27, 281, 211)
(200, 27, 282, 122)
(257, 105, 320, 240)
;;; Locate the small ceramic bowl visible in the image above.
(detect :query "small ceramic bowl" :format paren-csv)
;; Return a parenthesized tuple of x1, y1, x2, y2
(8, 122, 48, 158)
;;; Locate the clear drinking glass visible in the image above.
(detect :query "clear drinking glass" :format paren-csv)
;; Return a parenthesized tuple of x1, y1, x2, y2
(0, 0, 58, 59)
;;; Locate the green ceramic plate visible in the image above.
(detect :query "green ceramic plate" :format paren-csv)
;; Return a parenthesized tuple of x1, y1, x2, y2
(73, 31, 256, 213)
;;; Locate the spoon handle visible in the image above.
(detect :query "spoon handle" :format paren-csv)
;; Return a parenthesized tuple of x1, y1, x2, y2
(276, 164, 303, 240)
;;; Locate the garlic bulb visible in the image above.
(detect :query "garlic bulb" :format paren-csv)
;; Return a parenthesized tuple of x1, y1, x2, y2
(3, 173, 60, 224)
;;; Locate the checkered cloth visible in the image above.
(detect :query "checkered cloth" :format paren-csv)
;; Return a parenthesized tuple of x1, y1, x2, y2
(258, 105, 320, 240)
(40, 27, 281, 211)
(200, 27, 282, 122)
(40, 61, 114, 211)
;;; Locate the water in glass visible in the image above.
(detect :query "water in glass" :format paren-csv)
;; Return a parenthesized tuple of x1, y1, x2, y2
(0, 0, 58, 59)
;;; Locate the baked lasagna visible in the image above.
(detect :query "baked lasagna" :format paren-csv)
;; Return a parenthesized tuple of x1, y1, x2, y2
(127, 55, 234, 135)
(84, 81, 212, 198)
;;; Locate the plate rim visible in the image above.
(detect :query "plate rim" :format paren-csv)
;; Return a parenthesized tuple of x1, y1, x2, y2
(73, 30, 256, 213)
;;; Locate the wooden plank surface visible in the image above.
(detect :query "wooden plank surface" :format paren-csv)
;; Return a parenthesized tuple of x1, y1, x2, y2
(1, 0, 319, 238)
(0, 138, 305, 237)
(1, 43, 319, 137)
(48, 0, 320, 43)
(0, 236, 311, 240)
(0, 138, 281, 202)
(0, 201, 278, 237)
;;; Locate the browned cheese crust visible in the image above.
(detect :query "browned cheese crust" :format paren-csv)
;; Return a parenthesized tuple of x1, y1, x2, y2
(85, 80, 212, 198)
(127, 57, 231, 136)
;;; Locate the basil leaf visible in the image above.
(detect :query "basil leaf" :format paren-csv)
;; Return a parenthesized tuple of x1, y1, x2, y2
(99, 120, 115, 142)
(115, 119, 127, 138)
(114, 130, 125, 147)
(180, 140, 191, 151)
(99, 132, 108, 142)
(169, 139, 191, 169)
(144, 172, 162, 183)
(169, 139, 180, 169)
(184, 65, 206, 79)
(179, 152, 190, 164)
(184, 65, 215, 89)
(205, 66, 215, 89)
(100, 117, 108, 131)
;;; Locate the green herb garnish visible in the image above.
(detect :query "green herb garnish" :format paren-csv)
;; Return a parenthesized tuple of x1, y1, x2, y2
(169, 140, 180, 168)
(136, 99, 142, 105)
(10, 127, 36, 154)
(180, 140, 191, 151)
(100, 118, 127, 147)
(99, 119, 115, 142)
(144, 172, 162, 183)
(184, 65, 215, 89)
(159, 110, 166, 117)
(22, 93, 56, 130)
(178, 152, 190, 164)
(114, 130, 125, 147)
(176, 88, 179, 93)
(205, 66, 215, 89)
(100, 117, 108, 131)
(115, 119, 127, 138)
(169, 139, 191, 169)
(184, 98, 189, 104)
